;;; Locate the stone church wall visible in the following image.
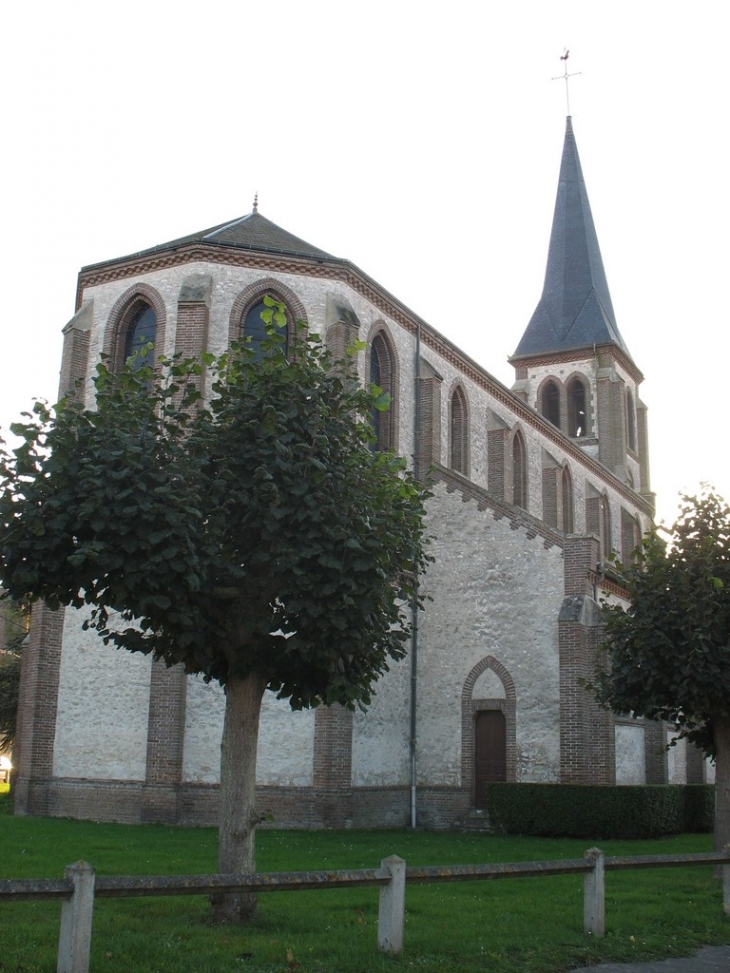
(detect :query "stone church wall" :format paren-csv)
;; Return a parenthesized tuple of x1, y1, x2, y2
(419, 482, 564, 792)
(52, 607, 151, 781)
(351, 654, 410, 787)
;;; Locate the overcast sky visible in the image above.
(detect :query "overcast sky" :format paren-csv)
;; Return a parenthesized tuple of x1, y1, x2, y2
(1, 1, 727, 528)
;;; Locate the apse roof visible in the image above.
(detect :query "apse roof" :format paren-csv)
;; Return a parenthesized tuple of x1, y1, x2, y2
(93, 208, 338, 266)
(512, 117, 632, 361)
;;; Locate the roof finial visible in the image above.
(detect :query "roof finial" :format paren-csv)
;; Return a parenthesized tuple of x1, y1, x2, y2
(253, 193, 259, 214)
(551, 49, 581, 116)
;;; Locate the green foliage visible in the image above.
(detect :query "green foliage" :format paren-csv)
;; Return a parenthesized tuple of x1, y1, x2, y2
(0, 320, 429, 710)
(597, 490, 730, 756)
(0, 598, 28, 751)
(485, 783, 714, 839)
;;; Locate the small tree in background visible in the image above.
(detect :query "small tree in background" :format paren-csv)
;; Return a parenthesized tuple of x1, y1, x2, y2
(0, 305, 429, 920)
(0, 598, 29, 756)
(596, 490, 730, 851)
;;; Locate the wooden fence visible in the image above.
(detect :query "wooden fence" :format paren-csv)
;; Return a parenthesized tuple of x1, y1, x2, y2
(2, 849, 729, 973)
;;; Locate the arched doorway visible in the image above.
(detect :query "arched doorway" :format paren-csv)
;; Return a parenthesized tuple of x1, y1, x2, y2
(474, 710, 507, 807)
(461, 656, 517, 808)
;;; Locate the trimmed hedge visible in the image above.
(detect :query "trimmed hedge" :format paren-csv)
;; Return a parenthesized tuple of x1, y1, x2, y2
(484, 783, 714, 839)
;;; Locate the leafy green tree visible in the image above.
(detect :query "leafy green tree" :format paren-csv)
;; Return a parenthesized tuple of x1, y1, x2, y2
(0, 599, 29, 755)
(0, 306, 429, 920)
(596, 490, 730, 850)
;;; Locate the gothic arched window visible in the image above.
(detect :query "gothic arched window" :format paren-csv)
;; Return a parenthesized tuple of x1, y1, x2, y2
(243, 299, 288, 360)
(369, 331, 395, 452)
(626, 390, 636, 452)
(512, 431, 527, 509)
(542, 380, 560, 429)
(567, 378, 587, 438)
(123, 303, 157, 371)
(599, 495, 611, 562)
(562, 466, 574, 533)
(450, 386, 469, 475)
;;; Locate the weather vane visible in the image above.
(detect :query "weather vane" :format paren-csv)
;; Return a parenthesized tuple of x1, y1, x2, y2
(552, 49, 581, 115)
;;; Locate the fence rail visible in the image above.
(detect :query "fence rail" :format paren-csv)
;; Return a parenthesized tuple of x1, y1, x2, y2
(2, 849, 729, 973)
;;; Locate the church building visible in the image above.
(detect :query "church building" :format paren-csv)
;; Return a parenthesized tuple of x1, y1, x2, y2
(14, 118, 695, 829)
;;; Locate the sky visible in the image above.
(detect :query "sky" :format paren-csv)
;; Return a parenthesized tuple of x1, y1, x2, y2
(1, 1, 727, 529)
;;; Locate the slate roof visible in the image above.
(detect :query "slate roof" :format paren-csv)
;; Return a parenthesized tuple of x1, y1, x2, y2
(104, 209, 338, 265)
(512, 117, 632, 361)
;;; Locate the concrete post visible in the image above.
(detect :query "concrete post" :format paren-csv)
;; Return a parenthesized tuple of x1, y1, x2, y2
(583, 848, 605, 937)
(57, 861, 96, 973)
(723, 846, 730, 916)
(378, 855, 406, 955)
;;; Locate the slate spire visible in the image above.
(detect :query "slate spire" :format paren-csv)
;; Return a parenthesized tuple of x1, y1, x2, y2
(512, 117, 631, 360)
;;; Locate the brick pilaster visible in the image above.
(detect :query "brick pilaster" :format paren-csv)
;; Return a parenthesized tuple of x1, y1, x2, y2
(559, 535, 614, 784)
(487, 416, 510, 500)
(59, 301, 93, 403)
(13, 603, 65, 815)
(637, 398, 653, 500)
(175, 276, 211, 394)
(418, 363, 443, 477)
(644, 718, 669, 784)
(313, 704, 353, 826)
(542, 452, 559, 528)
(141, 661, 187, 823)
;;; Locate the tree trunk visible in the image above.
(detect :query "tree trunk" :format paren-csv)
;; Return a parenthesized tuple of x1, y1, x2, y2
(713, 716, 730, 855)
(211, 669, 267, 923)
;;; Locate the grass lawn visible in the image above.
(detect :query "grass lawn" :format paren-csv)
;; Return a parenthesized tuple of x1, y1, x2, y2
(0, 792, 728, 973)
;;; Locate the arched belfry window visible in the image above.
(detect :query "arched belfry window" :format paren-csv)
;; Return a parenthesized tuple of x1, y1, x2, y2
(243, 298, 288, 360)
(626, 390, 636, 452)
(124, 303, 157, 370)
(512, 431, 527, 509)
(542, 380, 560, 429)
(567, 378, 587, 438)
(369, 330, 396, 452)
(450, 386, 469, 475)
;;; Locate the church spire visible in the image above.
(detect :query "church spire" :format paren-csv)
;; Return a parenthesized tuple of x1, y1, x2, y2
(512, 117, 631, 362)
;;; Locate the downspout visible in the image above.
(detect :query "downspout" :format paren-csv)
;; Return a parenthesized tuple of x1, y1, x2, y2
(410, 322, 421, 829)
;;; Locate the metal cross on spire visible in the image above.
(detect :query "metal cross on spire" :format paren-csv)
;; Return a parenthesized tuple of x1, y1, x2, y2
(551, 49, 581, 115)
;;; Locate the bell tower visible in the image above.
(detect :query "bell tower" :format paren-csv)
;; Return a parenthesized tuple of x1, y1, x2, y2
(510, 117, 652, 506)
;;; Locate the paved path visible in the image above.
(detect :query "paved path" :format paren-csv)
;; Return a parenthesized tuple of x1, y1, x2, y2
(569, 944, 730, 972)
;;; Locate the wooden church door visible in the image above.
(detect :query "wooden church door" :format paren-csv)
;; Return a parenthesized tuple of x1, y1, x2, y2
(474, 710, 506, 808)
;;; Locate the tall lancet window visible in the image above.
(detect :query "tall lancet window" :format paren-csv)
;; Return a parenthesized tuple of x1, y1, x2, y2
(599, 495, 611, 562)
(124, 303, 157, 371)
(562, 466, 574, 533)
(450, 386, 468, 475)
(243, 299, 288, 360)
(369, 332, 394, 452)
(626, 390, 636, 452)
(567, 378, 587, 438)
(542, 380, 560, 429)
(512, 432, 527, 509)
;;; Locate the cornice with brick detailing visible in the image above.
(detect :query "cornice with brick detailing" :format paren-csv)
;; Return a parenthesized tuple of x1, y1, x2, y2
(430, 465, 565, 551)
(509, 345, 644, 385)
(76, 245, 652, 516)
(590, 567, 629, 601)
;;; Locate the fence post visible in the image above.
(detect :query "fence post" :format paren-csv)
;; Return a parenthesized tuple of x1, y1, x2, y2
(583, 847, 605, 937)
(724, 846, 730, 916)
(57, 861, 96, 973)
(378, 855, 406, 955)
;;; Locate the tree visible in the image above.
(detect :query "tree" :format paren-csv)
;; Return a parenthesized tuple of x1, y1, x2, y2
(0, 598, 29, 755)
(596, 489, 730, 851)
(0, 307, 429, 920)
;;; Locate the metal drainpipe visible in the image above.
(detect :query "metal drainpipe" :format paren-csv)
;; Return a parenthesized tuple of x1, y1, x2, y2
(410, 322, 422, 829)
